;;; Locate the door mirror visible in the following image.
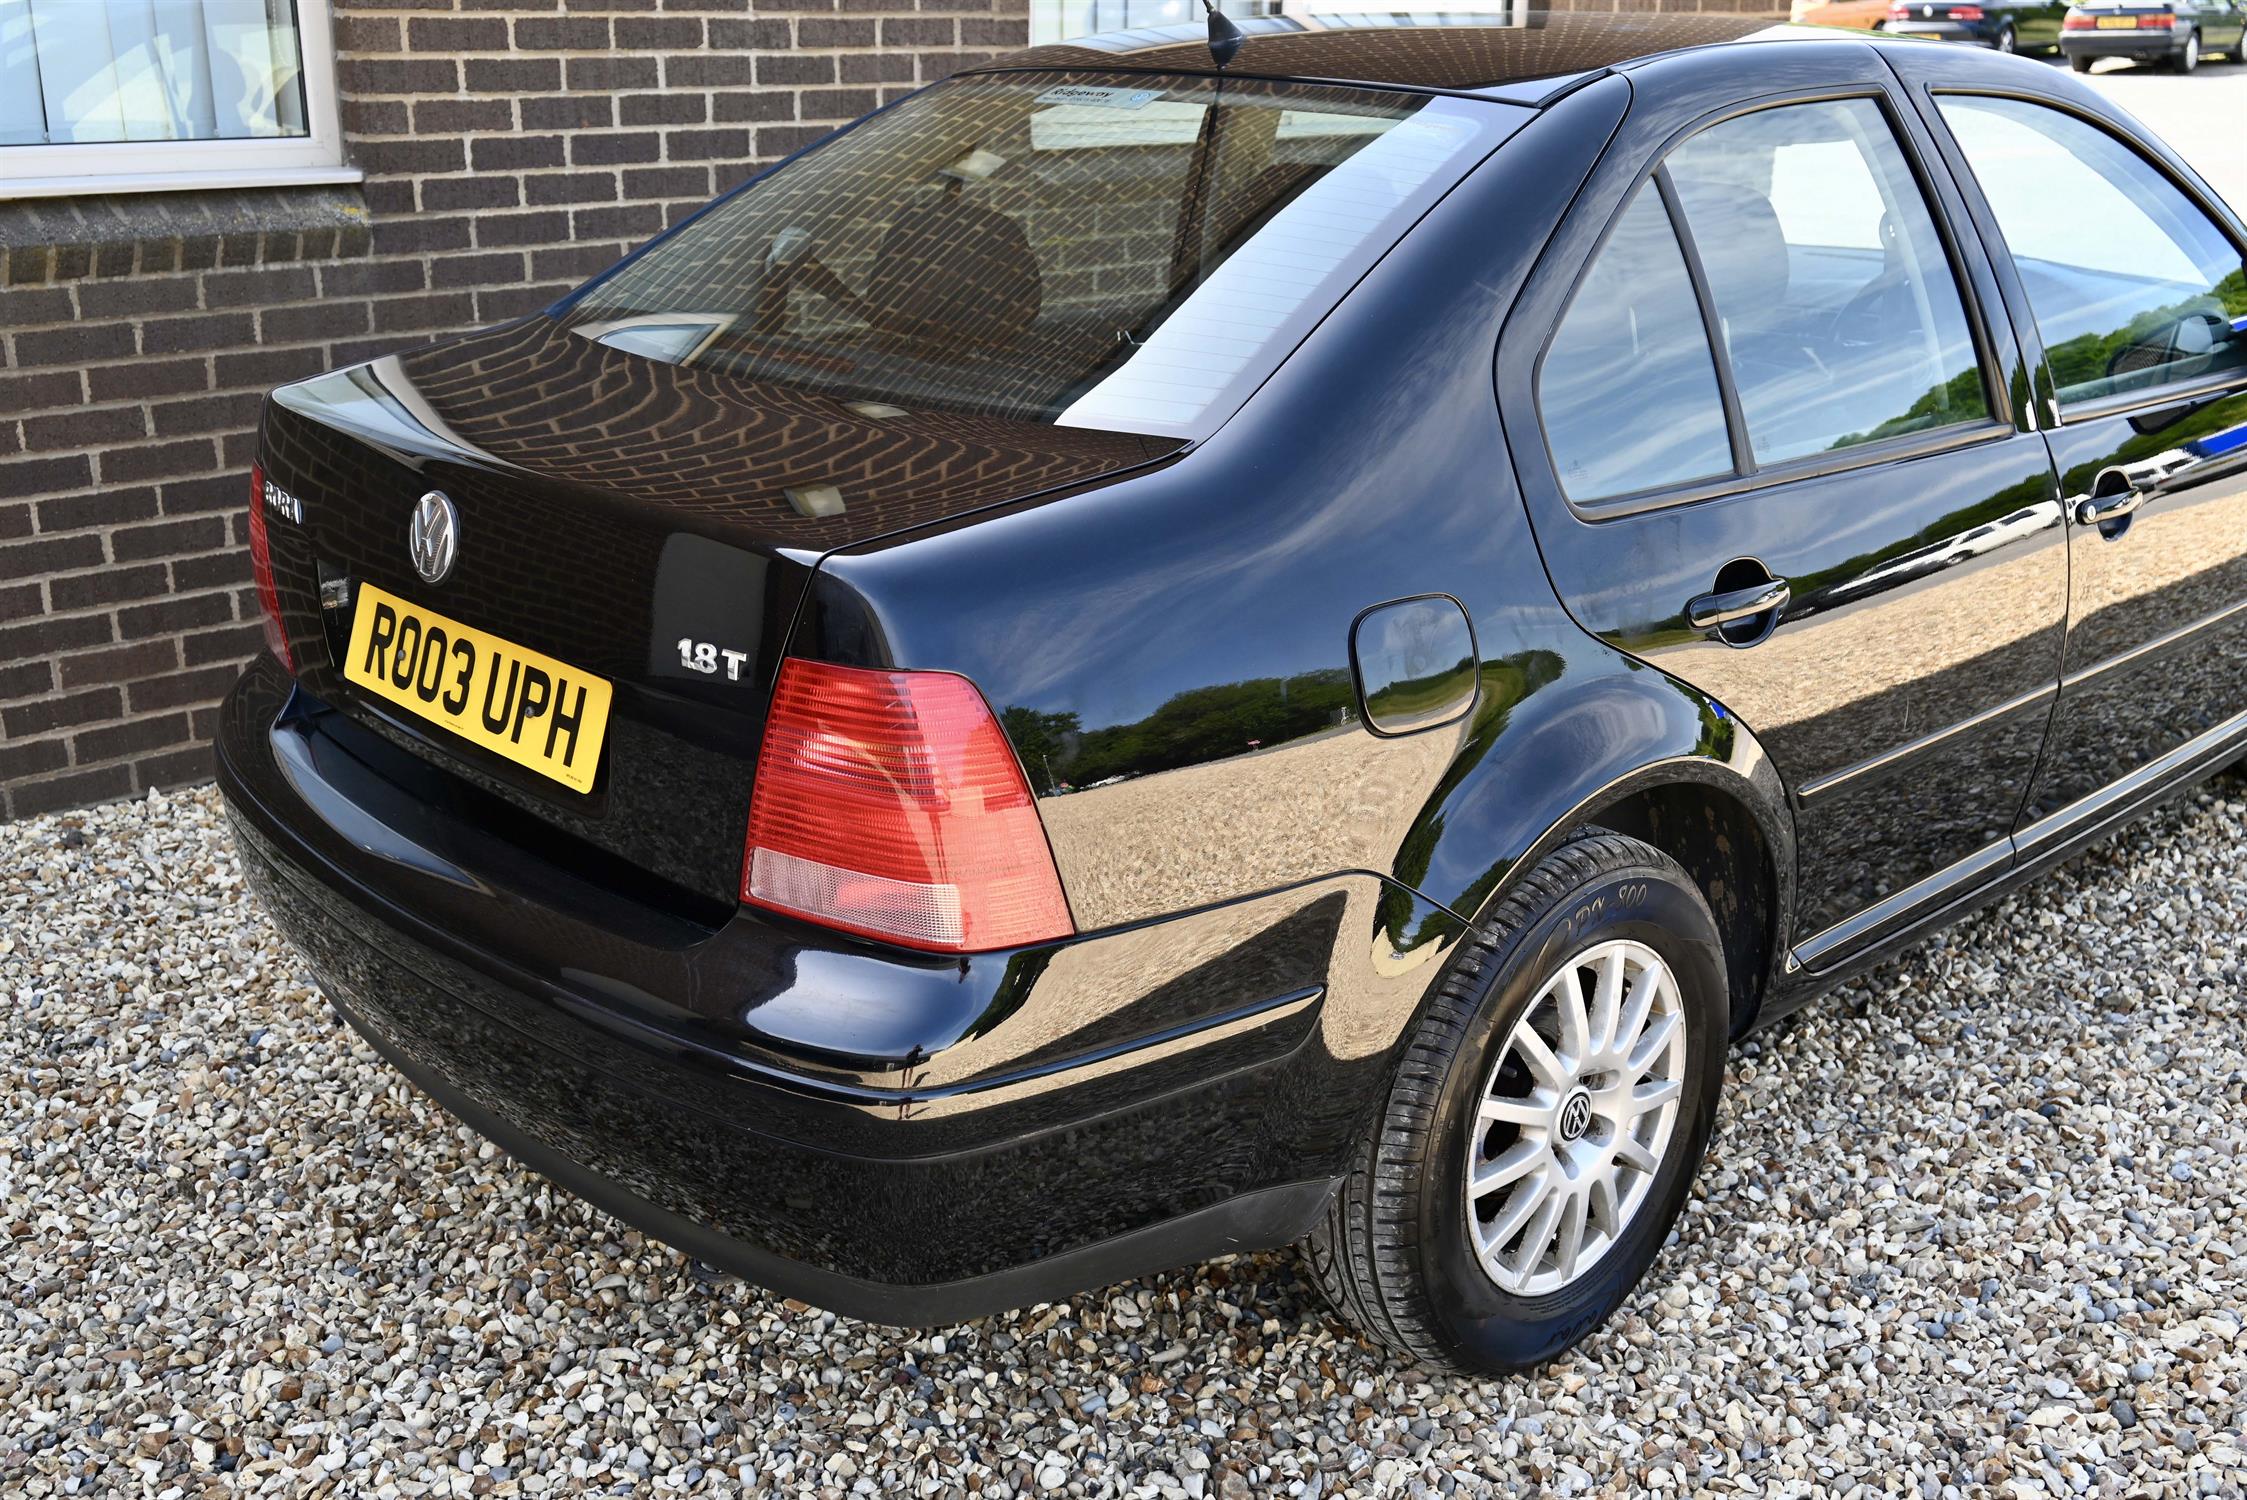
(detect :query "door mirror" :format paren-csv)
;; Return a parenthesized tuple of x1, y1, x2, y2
(2106, 301, 2240, 383)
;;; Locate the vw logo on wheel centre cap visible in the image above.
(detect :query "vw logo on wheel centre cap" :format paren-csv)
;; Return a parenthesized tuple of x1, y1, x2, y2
(1557, 1090, 1594, 1143)
(409, 491, 459, 584)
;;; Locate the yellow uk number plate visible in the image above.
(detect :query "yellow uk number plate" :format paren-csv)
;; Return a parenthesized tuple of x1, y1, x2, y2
(344, 583, 613, 793)
(2096, 15, 2138, 26)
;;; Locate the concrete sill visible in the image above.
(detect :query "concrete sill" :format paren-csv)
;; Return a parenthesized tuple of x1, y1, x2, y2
(0, 165, 366, 203)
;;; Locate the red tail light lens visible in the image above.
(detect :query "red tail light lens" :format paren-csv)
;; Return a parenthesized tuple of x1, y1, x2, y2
(246, 463, 292, 672)
(742, 659, 1073, 952)
(2064, 13, 2097, 25)
(2137, 12, 2174, 25)
(1949, 5, 1984, 17)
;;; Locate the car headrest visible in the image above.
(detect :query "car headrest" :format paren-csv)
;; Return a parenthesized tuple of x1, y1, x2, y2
(1670, 176, 1791, 322)
(861, 190, 1042, 356)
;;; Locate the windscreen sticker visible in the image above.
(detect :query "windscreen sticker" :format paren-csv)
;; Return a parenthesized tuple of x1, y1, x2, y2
(1034, 84, 1162, 110)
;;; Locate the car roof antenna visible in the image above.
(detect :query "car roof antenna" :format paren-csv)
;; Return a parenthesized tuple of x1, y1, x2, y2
(1201, 0, 1243, 68)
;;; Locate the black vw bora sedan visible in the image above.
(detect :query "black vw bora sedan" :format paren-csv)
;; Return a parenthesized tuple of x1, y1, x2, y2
(217, 15, 2247, 1373)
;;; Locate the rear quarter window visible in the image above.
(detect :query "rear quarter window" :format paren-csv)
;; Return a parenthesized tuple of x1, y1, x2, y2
(1539, 183, 1736, 502)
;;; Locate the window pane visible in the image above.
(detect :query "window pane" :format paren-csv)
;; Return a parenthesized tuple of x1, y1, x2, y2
(570, 73, 1512, 435)
(0, 0, 308, 147)
(1539, 184, 1734, 502)
(1938, 96, 2247, 407)
(1667, 98, 1991, 466)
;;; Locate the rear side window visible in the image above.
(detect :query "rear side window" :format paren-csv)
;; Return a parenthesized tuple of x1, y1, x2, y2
(1936, 96, 2247, 407)
(564, 72, 1517, 438)
(1664, 98, 1990, 465)
(1539, 184, 1734, 502)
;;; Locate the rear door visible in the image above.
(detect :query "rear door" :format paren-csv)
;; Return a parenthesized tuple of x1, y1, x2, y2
(1500, 44, 2066, 971)
(1909, 82, 2247, 853)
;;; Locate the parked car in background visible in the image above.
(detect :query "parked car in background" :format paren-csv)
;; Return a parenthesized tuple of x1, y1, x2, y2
(1881, 0, 2067, 51)
(1791, 0, 1893, 30)
(217, 14, 2247, 1375)
(2060, 0, 2247, 69)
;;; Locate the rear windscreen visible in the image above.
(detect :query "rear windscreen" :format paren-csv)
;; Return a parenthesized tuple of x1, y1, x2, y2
(562, 72, 1519, 437)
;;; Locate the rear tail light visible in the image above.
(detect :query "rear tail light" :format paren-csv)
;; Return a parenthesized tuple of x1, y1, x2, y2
(742, 659, 1073, 953)
(1949, 5, 1984, 17)
(246, 463, 292, 672)
(2064, 13, 2097, 25)
(2137, 12, 2174, 25)
(1889, 3, 1908, 15)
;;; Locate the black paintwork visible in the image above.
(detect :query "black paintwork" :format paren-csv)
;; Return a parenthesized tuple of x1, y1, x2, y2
(216, 19, 2247, 1321)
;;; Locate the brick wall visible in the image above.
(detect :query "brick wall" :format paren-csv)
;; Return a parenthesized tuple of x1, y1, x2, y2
(0, 0, 1028, 820)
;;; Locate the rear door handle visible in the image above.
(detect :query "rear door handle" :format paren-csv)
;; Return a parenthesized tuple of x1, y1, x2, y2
(1688, 578, 1790, 631)
(2074, 489, 2145, 527)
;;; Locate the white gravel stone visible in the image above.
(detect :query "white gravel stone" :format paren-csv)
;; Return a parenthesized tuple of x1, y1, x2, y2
(3, 780, 2244, 1494)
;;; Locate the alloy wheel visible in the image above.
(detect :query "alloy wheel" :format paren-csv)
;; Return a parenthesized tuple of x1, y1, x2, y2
(1464, 939, 1689, 1296)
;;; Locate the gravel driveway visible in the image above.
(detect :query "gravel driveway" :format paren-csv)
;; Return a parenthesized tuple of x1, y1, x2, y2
(4, 780, 2244, 1496)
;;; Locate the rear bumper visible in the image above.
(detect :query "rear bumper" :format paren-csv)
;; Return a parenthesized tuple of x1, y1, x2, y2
(312, 965, 1330, 1324)
(2059, 30, 2189, 56)
(1879, 20, 2003, 42)
(214, 659, 1439, 1321)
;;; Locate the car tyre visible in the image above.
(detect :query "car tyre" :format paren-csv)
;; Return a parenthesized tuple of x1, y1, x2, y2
(1994, 22, 2017, 52)
(1303, 831, 1730, 1375)
(2070, 50, 2095, 70)
(2169, 28, 2200, 68)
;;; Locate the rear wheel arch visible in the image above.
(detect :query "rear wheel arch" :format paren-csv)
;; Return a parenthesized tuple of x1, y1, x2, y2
(1578, 779, 1782, 1035)
(1461, 759, 1793, 1037)
(1383, 654, 1795, 1039)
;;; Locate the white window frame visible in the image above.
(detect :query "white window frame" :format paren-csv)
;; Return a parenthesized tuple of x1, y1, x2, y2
(0, 0, 357, 200)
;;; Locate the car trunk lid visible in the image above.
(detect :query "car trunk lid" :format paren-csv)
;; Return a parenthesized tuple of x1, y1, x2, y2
(255, 316, 1179, 908)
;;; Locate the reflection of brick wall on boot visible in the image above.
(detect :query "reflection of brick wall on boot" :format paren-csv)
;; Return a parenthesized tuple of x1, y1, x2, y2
(261, 387, 665, 683)
(395, 319, 1167, 552)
